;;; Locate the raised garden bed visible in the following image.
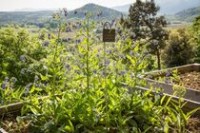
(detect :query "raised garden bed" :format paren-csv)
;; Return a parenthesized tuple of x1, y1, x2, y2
(143, 63, 200, 114)
(1, 64, 200, 132)
(0, 114, 30, 133)
(0, 89, 199, 132)
(1, 108, 200, 133)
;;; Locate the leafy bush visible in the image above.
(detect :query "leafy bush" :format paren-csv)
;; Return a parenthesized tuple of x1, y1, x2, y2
(191, 16, 200, 62)
(0, 27, 47, 86)
(121, 0, 168, 70)
(162, 28, 194, 67)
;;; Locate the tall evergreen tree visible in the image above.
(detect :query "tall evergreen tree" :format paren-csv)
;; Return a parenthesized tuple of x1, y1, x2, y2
(122, 0, 168, 70)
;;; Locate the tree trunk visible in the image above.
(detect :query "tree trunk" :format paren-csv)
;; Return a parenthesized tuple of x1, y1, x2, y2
(157, 49, 161, 70)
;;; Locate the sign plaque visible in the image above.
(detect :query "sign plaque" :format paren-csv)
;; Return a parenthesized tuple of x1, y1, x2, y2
(103, 29, 115, 42)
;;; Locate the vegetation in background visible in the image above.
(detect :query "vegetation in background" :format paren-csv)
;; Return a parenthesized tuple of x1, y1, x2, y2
(0, 27, 47, 86)
(162, 28, 194, 67)
(120, 0, 168, 70)
(192, 16, 200, 63)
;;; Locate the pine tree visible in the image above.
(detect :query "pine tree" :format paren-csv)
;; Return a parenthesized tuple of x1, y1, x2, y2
(123, 0, 168, 70)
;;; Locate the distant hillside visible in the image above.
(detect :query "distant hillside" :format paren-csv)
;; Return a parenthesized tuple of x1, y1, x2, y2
(112, 0, 200, 15)
(157, 0, 200, 15)
(0, 3, 122, 25)
(0, 11, 53, 25)
(175, 6, 200, 22)
(67, 3, 122, 20)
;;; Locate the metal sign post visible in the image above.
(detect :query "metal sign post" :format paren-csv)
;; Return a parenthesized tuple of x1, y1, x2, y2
(102, 22, 115, 77)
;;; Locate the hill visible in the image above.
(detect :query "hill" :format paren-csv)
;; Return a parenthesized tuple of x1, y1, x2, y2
(68, 3, 122, 20)
(175, 6, 200, 22)
(112, 0, 200, 15)
(0, 11, 53, 25)
(0, 4, 122, 26)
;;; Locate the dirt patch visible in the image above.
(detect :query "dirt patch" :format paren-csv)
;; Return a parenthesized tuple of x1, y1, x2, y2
(187, 117, 200, 133)
(148, 71, 200, 91)
(0, 114, 30, 133)
(180, 72, 200, 91)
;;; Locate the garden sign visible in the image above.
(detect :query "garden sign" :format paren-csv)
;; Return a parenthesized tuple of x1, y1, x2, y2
(103, 22, 115, 42)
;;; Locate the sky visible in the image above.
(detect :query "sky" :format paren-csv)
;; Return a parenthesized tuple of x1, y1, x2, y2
(0, 0, 134, 11)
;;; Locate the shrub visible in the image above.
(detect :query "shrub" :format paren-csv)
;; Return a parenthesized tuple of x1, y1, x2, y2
(162, 28, 194, 67)
(191, 16, 200, 62)
(0, 27, 48, 86)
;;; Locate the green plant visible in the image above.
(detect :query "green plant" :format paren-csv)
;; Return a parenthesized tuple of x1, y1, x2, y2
(0, 27, 47, 86)
(0, 82, 24, 105)
(159, 93, 200, 133)
(163, 28, 195, 67)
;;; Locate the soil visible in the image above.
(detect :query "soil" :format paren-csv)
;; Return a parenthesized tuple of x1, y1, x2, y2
(149, 71, 200, 91)
(0, 114, 30, 133)
(180, 71, 200, 91)
(186, 117, 200, 133)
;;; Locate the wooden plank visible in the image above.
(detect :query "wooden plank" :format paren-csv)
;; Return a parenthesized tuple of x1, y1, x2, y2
(0, 128, 8, 133)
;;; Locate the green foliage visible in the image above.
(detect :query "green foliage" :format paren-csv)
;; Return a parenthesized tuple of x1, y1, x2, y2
(0, 9, 198, 133)
(163, 28, 194, 67)
(191, 16, 200, 62)
(121, 0, 168, 70)
(0, 85, 24, 105)
(0, 27, 47, 86)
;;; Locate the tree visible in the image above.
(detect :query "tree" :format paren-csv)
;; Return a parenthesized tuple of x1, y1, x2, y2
(121, 0, 168, 70)
(192, 16, 200, 62)
(162, 29, 194, 67)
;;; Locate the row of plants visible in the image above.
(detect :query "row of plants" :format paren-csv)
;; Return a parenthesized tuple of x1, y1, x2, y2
(0, 10, 199, 132)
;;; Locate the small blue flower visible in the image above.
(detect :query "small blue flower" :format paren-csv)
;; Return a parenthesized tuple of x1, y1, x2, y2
(101, 71, 107, 77)
(166, 71, 171, 77)
(20, 55, 26, 62)
(65, 64, 71, 71)
(119, 54, 126, 59)
(25, 83, 32, 95)
(42, 40, 49, 47)
(120, 71, 126, 76)
(105, 59, 110, 66)
(96, 53, 100, 58)
(106, 50, 112, 54)
(129, 51, 134, 56)
(1, 82, 7, 89)
(93, 70, 97, 74)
